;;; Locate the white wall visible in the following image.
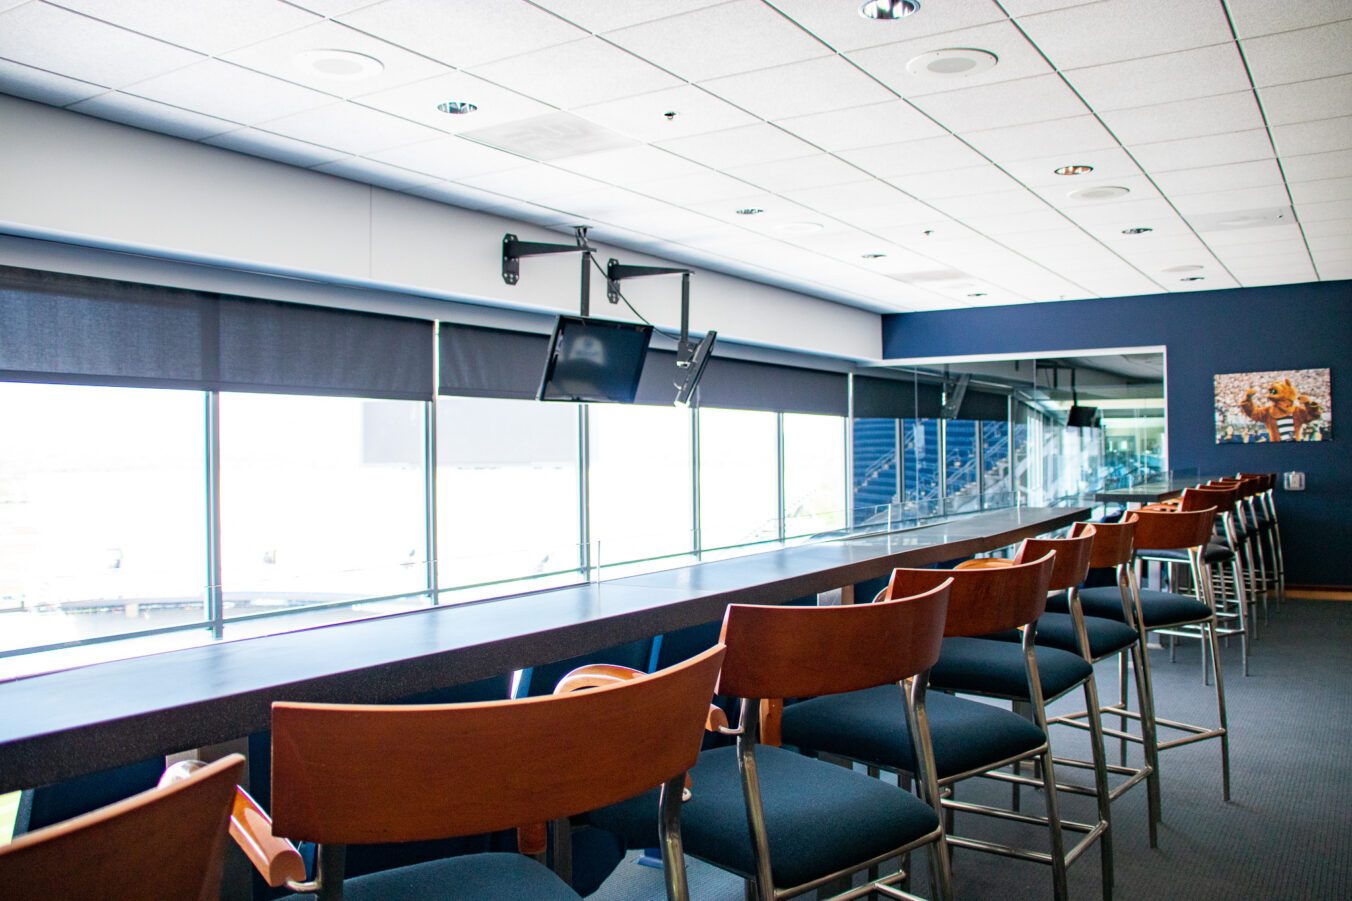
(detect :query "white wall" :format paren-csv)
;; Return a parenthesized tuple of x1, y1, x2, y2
(0, 95, 881, 361)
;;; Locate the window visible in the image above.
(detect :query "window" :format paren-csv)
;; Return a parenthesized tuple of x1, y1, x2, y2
(902, 419, 941, 516)
(588, 404, 693, 568)
(784, 413, 846, 536)
(218, 393, 428, 619)
(698, 408, 779, 551)
(436, 397, 581, 590)
(981, 420, 1013, 508)
(851, 418, 898, 525)
(943, 420, 980, 513)
(0, 383, 206, 653)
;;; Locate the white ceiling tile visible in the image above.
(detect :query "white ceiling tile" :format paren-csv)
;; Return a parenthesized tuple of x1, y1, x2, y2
(1271, 116, 1352, 156)
(1259, 74, 1352, 126)
(471, 37, 681, 109)
(912, 75, 1087, 132)
(1129, 129, 1275, 173)
(353, 70, 553, 135)
(338, 0, 586, 69)
(784, 182, 934, 218)
(602, 0, 830, 81)
(961, 115, 1118, 162)
(401, 179, 504, 210)
(774, 100, 946, 152)
(1238, 269, 1319, 286)
(724, 154, 871, 194)
(686, 194, 838, 232)
(551, 144, 706, 184)
(700, 55, 895, 121)
(259, 101, 442, 154)
(1198, 222, 1303, 245)
(1280, 149, 1352, 183)
(0, 2, 201, 88)
(1099, 92, 1264, 145)
(454, 163, 609, 201)
(222, 20, 448, 99)
(572, 85, 758, 143)
(286, 0, 384, 15)
(1173, 184, 1292, 215)
(656, 123, 818, 169)
(636, 170, 764, 205)
(766, 0, 1009, 53)
(312, 156, 434, 190)
(1001, 146, 1143, 187)
(1034, 175, 1161, 209)
(1210, 237, 1310, 259)
(204, 126, 348, 166)
(125, 59, 333, 126)
(848, 20, 1053, 97)
(48, 0, 320, 55)
(526, 0, 728, 33)
(1304, 232, 1352, 252)
(1002, 0, 1099, 17)
(521, 183, 659, 219)
(1226, 0, 1351, 39)
(68, 91, 236, 139)
(873, 219, 982, 248)
(1299, 218, 1352, 237)
(1017, 0, 1233, 69)
(927, 189, 1050, 219)
(367, 135, 531, 180)
(1290, 177, 1352, 204)
(837, 134, 988, 177)
(1063, 43, 1252, 113)
(1152, 159, 1285, 196)
(887, 164, 1024, 199)
(963, 207, 1075, 235)
(1059, 196, 1176, 226)
(0, 57, 103, 105)
(1241, 19, 1352, 87)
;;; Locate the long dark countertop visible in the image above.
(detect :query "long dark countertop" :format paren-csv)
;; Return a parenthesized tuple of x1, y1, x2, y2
(0, 506, 1087, 793)
(1095, 475, 1205, 504)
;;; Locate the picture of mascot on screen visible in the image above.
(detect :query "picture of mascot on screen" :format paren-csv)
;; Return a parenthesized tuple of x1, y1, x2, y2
(1214, 368, 1331, 443)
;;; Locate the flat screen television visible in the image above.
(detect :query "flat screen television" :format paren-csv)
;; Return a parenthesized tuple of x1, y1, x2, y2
(1066, 404, 1101, 428)
(538, 315, 653, 403)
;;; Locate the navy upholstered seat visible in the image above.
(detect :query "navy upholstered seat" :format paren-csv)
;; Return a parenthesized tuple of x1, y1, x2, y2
(984, 612, 1139, 661)
(1076, 586, 1211, 628)
(929, 637, 1093, 702)
(781, 688, 1047, 780)
(293, 852, 581, 901)
(1139, 543, 1235, 564)
(591, 744, 939, 888)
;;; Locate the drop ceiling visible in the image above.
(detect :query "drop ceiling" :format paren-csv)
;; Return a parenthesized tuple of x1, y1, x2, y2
(0, 0, 1348, 313)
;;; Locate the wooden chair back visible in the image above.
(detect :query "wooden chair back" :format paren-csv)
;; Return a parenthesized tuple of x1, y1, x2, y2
(1239, 472, 1275, 492)
(1083, 514, 1137, 568)
(715, 581, 951, 700)
(1132, 507, 1216, 551)
(1014, 523, 1096, 591)
(0, 754, 243, 901)
(884, 552, 1057, 637)
(270, 646, 724, 846)
(1181, 485, 1237, 513)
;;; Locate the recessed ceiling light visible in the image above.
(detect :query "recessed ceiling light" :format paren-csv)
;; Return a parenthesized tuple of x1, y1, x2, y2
(861, 252, 888, 259)
(775, 221, 825, 234)
(906, 48, 998, 77)
(860, 0, 921, 20)
(1121, 227, 1153, 235)
(1180, 276, 1206, 282)
(437, 101, 478, 115)
(1067, 185, 1131, 201)
(1164, 264, 1205, 273)
(735, 207, 764, 216)
(1054, 164, 1094, 176)
(663, 111, 678, 121)
(292, 49, 384, 82)
(968, 292, 988, 297)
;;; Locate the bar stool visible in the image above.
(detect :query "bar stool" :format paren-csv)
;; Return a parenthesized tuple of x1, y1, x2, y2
(226, 648, 725, 900)
(1076, 506, 1231, 801)
(587, 583, 957, 900)
(1236, 473, 1285, 611)
(0, 754, 245, 901)
(779, 555, 1086, 901)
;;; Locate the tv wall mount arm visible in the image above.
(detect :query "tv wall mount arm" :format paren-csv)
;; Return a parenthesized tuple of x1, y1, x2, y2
(604, 259, 700, 363)
(502, 226, 598, 315)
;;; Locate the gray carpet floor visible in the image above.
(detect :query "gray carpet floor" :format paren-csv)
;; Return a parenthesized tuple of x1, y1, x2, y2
(590, 600, 1352, 900)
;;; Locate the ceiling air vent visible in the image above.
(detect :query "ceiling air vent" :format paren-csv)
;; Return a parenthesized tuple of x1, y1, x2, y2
(1190, 206, 1294, 232)
(461, 112, 638, 161)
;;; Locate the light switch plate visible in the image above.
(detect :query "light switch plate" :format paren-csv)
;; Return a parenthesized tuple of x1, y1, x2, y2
(1283, 471, 1306, 490)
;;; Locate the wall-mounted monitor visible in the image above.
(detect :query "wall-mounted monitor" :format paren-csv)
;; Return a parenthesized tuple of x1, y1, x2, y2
(1066, 405, 1101, 428)
(538, 315, 653, 403)
(674, 331, 717, 407)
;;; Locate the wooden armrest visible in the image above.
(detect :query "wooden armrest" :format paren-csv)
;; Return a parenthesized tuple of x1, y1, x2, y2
(553, 663, 645, 694)
(159, 761, 305, 888)
(955, 557, 1014, 570)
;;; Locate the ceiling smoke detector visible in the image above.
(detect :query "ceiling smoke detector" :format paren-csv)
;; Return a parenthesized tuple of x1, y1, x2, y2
(860, 0, 921, 20)
(292, 49, 384, 81)
(1067, 185, 1130, 201)
(906, 48, 998, 77)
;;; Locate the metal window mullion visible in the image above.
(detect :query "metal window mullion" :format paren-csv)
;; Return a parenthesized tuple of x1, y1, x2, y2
(578, 404, 591, 577)
(205, 391, 224, 639)
(977, 419, 986, 510)
(845, 374, 855, 531)
(424, 322, 440, 604)
(691, 405, 701, 559)
(776, 412, 786, 543)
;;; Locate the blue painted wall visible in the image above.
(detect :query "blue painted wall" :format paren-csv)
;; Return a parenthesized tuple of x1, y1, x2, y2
(882, 280, 1352, 586)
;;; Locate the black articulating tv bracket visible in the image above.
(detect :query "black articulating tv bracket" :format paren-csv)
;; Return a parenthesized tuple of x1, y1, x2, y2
(605, 259, 699, 362)
(502, 226, 598, 315)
